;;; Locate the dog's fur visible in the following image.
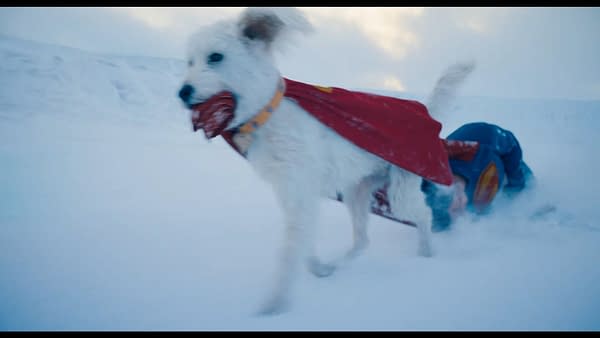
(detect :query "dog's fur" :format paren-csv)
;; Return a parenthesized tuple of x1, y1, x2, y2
(179, 7, 474, 315)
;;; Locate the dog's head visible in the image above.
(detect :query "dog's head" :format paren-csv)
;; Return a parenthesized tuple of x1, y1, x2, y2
(178, 7, 312, 139)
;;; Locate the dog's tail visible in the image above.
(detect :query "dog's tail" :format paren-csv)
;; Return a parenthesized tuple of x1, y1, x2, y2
(385, 62, 475, 233)
(425, 61, 476, 123)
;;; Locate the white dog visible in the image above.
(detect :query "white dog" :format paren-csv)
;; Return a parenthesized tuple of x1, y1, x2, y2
(178, 7, 474, 315)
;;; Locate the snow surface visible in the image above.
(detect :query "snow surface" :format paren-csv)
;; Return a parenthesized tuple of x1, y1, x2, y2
(1, 35, 599, 331)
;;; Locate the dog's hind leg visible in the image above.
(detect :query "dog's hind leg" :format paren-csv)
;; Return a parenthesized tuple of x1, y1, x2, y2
(388, 166, 434, 257)
(343, 175, 380, 258)
(308, 175, 382, 277)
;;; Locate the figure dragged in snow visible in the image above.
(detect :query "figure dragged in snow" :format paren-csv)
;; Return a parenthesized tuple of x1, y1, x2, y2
(422, 122, 535, 232)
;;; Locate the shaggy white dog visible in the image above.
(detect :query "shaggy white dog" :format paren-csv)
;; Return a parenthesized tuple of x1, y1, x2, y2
(178, 7, 473, 315)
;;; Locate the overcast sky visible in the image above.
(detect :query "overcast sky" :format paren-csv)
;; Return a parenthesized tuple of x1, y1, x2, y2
(1, 7, 599, 100)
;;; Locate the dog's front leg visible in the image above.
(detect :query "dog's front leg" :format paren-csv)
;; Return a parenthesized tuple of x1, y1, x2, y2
(258, 178, 318, 315)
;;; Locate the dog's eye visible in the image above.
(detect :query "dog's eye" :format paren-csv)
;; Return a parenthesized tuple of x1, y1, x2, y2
(187, 59, 194, 67)
(207, 52, 224, 64)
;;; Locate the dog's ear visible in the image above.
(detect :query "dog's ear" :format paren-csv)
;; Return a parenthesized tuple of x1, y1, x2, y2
(237, 8, 313, 51)
(238, 8, 284, 47)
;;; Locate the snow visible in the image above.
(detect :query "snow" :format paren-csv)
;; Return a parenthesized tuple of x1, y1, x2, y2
(1, 35, 600, 330)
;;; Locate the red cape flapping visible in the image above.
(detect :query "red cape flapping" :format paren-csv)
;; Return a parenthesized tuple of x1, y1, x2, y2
(282, 78, 452, 185)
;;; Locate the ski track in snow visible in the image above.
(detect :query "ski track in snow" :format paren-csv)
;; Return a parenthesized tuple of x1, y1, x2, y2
(1, 35, 600, 330)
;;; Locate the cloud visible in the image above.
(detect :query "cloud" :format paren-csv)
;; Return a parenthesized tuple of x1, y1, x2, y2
(1, 7, 599, 100)
(453, 7, 514, 35)
(109, 7, 243, 32)
(303, 7, 424, 60)
(382, 76, 406, 91)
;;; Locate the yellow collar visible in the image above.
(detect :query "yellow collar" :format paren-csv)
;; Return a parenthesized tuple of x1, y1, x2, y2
(237, 78, 285, 134)
(230, 78, 285, 155)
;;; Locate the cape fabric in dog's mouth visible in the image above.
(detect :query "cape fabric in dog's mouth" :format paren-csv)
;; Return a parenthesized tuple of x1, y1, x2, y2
(190, 91, 236, 139)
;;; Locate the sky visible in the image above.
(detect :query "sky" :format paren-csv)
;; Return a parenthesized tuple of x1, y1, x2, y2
(1, 7, 599, 101)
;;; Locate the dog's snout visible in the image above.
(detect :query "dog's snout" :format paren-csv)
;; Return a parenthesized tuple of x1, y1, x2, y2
(178, 84, 195, 103)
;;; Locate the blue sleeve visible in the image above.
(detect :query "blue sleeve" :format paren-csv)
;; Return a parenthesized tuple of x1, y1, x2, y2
(494, 127, 528, 191)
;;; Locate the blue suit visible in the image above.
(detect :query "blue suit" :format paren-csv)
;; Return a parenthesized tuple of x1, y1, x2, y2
(446, 122, 533, 213)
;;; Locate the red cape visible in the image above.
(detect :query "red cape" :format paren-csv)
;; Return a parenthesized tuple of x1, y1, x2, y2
(282, 78, 453, 185)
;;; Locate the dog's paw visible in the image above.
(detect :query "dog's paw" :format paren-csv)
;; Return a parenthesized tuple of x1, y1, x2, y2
(307, 256, 336, 278)
(256, 296, 290, 316)
(418, 241, 434, 258)
(344, 240, 368, 260)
